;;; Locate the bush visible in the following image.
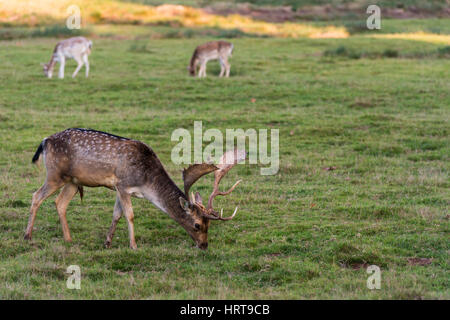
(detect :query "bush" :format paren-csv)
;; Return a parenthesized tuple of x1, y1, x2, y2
(383, 49, 399, 58)
(437, 46, 450, 57)
(324, 46, 361, 59)
(31, 25, 87, 38)
(0, 29, 29, 40)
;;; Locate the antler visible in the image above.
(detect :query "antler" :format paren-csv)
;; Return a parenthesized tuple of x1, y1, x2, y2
(201, 207, 239, 221)
(182, 163, 218, 200)
(189, 193, 238, 221)
(206, 148, 246, 219)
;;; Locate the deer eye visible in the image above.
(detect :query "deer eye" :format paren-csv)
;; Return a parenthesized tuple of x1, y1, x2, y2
(194, 223, 200, 230)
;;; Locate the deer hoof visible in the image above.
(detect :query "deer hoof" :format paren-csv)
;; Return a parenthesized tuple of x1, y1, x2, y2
(24, 233, 32, 241)
(104, 240, 111, 248)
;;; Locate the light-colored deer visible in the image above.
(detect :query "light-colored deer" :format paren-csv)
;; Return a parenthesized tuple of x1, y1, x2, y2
(41, 37, 92, 79)
(188, 41, 234, 78)
(25, 128, 245, 250)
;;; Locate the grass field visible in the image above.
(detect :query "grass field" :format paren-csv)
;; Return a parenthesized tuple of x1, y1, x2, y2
(0, 23, 449, 299)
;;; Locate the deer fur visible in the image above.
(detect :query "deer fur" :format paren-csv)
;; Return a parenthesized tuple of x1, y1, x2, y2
(188, 41, 233, 78)
(41, 37, 92, 79)
(25, 128, 244, 250)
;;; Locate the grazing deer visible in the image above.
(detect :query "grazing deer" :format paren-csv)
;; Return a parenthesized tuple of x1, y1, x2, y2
(25, 128, 245, 250)
(41, 37, 92, 79)
(188, 41, 233, 78)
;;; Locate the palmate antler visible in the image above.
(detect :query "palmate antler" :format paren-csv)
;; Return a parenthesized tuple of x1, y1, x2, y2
(182, 163, 218, 197)
(181, 148, 246, 221)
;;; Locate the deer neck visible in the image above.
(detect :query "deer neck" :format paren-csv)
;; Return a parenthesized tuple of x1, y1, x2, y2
(141, 171, 190, 226)
(47, 55, 57, 72)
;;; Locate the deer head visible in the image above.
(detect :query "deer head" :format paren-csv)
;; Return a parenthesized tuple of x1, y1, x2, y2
(187, 65, 196, 76)
(179, 148, 246, 249)
(41, 62, 52, 78)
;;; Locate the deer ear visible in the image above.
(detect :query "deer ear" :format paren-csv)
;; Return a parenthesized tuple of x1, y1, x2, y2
(194, 192, 202, 204)
(179, 197, 190, 212)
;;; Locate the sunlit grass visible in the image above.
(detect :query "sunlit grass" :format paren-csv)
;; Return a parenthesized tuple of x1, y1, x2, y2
(367, 32, 450, 45)
(0, 0, 348, 38)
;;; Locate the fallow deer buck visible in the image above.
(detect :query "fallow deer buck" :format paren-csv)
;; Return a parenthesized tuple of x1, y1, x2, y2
(188, 41, 233, 78)
(41, 37, 92, 79)
(25, 128, 246, 250)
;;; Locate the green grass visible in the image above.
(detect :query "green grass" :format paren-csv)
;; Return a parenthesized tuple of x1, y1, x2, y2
(0, 31, 449, 299)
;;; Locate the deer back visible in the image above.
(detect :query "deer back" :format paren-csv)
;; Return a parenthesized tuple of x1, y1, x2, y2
(42, 129, 164, 189)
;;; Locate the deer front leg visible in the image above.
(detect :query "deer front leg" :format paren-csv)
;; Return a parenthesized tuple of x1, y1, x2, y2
(55, 183, 78, 242)
(199, 62, 207, 78)
(24, 180, 63, 240)
(225, 60, 231, 78)
(219, 59, 225, 77)
(58, 57, 65, 79)
(105, 196, 123, 248)
(117, 190, 137, 250)
(72, 57, 84, 78)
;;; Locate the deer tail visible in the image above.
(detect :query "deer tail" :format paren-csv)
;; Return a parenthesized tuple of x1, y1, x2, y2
(32, 140, 46, 164)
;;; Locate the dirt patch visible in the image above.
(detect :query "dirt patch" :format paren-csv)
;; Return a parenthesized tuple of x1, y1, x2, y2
(204, 4, 297, 23)
(339, 262, 371, 270)
(204, 3, 450, 22)
(407, 258, 433, 266)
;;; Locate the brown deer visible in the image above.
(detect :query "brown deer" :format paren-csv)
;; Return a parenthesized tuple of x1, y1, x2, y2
(41, 37, 92, 79)
(24, 128, 245, 250)
(188, 41, 233, 78)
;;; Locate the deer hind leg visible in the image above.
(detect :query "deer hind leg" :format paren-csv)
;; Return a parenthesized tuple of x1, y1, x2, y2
(24, 180, 64, 240)
(55, 183, 78, 242)
(83, 54, 89, 78)
(105, 196, 123, 248)
(72, 56, 84, 78)
(117, 190, 137, 249)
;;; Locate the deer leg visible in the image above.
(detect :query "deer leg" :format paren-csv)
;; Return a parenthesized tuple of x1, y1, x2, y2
(225, 60, 231, 78)
(24, 180, 64, 240)
(105, 196, 123, 248)
(58, 56, 65, 79)
(55, 183, 78, 242)
(203, 62, 207, 78)
(83, 54, 89, 78)
(72, 57, 84, 78)
(219, 59, 225, 77)
(117, 190, 137, 250)
(199, 62, 207, 78)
